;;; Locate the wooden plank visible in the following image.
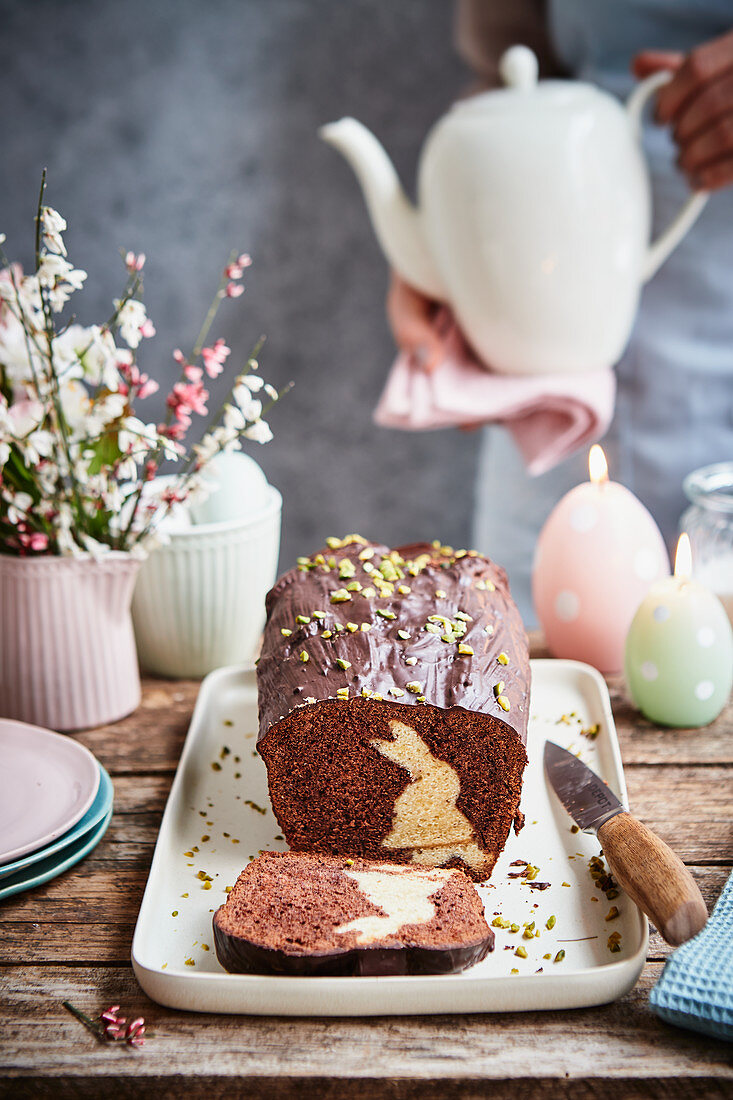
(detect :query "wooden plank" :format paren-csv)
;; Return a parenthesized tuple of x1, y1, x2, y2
(0, 866, 728, 965)
(100, 764, 733, 863)
(2, 964, 731, 1089)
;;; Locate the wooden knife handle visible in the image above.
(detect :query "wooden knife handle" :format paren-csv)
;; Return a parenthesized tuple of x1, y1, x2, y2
(597, 811, 708, 946)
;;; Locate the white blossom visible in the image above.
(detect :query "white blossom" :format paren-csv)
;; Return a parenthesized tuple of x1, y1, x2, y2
(243, 419, 273, 444)
(240, 374, 264, 393)
(223, 403, 246, 432)
(232, 383, 262, 422)
(114, 298, 148, 348)
(40, 207, 67, 256)
(21, 429, 55, 465)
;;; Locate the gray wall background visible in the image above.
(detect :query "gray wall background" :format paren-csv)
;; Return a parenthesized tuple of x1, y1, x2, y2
(0, 0, 481, 570)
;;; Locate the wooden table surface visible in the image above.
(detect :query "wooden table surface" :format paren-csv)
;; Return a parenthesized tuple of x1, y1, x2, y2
(3, 635, 732, 1099)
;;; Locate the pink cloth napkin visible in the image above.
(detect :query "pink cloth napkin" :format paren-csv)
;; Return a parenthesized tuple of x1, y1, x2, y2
(374, 312, 616, 477)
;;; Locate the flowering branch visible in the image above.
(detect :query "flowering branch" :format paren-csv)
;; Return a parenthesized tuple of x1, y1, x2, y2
(63, 1001, 147, 1048)
(0, 173, 287, 558)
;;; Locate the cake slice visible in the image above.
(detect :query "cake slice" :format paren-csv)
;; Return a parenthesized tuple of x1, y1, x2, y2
(212, 851, 494, 976)
(256, 536, 529, 881)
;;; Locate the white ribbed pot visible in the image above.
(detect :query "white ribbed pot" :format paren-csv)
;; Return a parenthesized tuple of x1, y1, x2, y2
(0, 552, 142, 731)
(132, 485, 282, 678)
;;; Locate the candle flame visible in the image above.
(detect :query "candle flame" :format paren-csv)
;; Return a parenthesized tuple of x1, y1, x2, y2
(674, 533, 692, 580)
(589, 445, 608, 485)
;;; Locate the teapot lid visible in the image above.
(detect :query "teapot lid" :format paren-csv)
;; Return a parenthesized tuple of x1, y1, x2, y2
(449, 44, 607, 118)
(498, 45, 539, 91)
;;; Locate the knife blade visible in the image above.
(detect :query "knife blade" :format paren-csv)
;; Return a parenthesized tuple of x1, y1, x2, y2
(543, 741, 624, 832)
(544, 740, 708, 946)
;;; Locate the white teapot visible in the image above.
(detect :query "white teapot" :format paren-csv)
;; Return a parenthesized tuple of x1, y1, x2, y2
(320, 46, 707, 376)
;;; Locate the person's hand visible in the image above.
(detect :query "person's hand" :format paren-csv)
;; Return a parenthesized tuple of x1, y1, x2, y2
(633, 30, 733, 191)
(386, 271, 443, 373)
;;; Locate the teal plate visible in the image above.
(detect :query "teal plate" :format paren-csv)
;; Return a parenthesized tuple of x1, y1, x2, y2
(0, 804, 113, 901)
(0, 764, 114, 881)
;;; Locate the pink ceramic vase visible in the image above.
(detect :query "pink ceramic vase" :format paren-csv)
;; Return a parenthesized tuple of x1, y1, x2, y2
(0, 553, 142, 731)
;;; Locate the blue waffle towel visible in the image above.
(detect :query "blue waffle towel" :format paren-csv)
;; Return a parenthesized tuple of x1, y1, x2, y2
(650, 871, 733, 1041)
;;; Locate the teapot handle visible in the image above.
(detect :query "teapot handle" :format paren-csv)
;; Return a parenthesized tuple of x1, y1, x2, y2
(626, 70, 709, 283)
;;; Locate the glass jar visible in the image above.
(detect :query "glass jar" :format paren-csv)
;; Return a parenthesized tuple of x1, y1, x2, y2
(681, 462, 733, 624)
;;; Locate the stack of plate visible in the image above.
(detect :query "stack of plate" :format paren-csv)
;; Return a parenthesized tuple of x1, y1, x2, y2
(0, 719, 113, 900)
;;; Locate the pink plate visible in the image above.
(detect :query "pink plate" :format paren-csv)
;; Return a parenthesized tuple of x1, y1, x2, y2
(0, 719, 100, 864)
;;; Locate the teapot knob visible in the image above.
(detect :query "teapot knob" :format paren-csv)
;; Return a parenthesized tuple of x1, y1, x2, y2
(499, 45, 539, 91)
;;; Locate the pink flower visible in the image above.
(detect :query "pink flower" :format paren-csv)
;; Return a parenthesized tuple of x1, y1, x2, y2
(173, 348, 186, 365)
(125, 251, 146, 273)
(225, 262, 244, 280)
(139, 319, 156, 339)
(238, 253, 252, 268)
(184, 365, 203, 383)
(225, 283, 244, 298)
(126, 1018, 146, 1047)
(100, 1004, 127, 1039)
(138, 376, 159, 399)
(119, 361, 159, 399)
(201, 338, 230, 378)
(17, 529, 49, 553)
(166, 377, 208, 435)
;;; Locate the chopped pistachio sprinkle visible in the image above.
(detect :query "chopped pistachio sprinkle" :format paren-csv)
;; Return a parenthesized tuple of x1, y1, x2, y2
(497, 652, 509, 665)
(346, 622, 358, 632)
(405, 656, 417, 666)
(185, 958, 195, 967)
(397, 629, 410, 640)
(435, 589, 447, 599)
(554, 950, 566, 963)
(296, 615, 311, 624)
(454, 611, 472, 622)
(497, 694, 511, 711)
(457, 643, 474, 656)
(280, 628, 292, 637)
(416, 695, 426, 703)
(312, 610, 326, 620)
(321, 630, 333, 639)
(515, 946, 528, 959)
(346, 581, 362, 592)
(606, 906, 620, 922)
(325, 536, 342, 549)
(330, 588, 351, 603)
(361, 587, 376, 598)
(360, 623, 372, 632)
(377, 609, 396, 620)
(336, 687, 349, 699)
(389, 687, 405, 697)
(397, 585, 411, 595)
(304, 696, 316, 704)
(406, 681, 423, 694)
(546, 915, 556, 930)
(336, 658, 352, 670)
(493, 681, 505, 697)
(361, 687, 373, 698)
(299, 651, 309, 663)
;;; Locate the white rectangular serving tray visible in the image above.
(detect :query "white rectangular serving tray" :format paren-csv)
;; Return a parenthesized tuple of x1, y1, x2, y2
(132, 659, 647, 1015)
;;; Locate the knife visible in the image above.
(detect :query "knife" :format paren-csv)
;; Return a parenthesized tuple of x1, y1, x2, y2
(544, 741, 707, 946)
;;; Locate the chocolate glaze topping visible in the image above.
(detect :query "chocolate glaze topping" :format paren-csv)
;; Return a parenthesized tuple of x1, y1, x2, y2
(257, 535, 530, 744)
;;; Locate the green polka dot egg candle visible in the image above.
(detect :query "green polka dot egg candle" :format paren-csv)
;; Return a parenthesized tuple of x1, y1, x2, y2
(625, 535, 733, 728)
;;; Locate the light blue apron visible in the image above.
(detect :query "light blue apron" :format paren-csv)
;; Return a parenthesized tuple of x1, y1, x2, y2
(473, 0, 733, 624)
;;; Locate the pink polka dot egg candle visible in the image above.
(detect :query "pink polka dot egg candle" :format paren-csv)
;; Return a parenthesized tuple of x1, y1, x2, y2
(532, 446, 670, 674)
(625, 534, 733, 728)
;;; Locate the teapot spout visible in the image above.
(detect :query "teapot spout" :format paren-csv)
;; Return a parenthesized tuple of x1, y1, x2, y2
(319, 118, 445, 300)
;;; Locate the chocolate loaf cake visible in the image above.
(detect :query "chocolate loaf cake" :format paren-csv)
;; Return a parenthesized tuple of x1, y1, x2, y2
(257, 536, 530, 882)
(213, 851, 494, 976)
